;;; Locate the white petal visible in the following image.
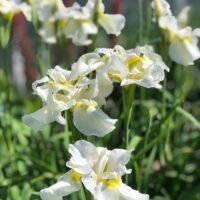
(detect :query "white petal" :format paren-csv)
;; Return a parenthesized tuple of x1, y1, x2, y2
(73, 107, 117, 137)
(177, 6, 191, 27)
(81, 175, 97, 196)
(169, 40, 200, 66)
(66, 142, 95, 174)
(63, 19, 97, 46)
(38, 25, 56, 44)
(32, 76, 49, 102)
(73, 140, 99, 164)
(118, 183, 149, 200)
(193, 28, 200, 37)
(22, 97, 75, 131)
(151, 0, 172, 18)
(98, 14, 125, 36)
(106, 149, 132, 177)
(22, 106, 60, 131)
(40, 171, 81, 200)
(95, 183, 120, 200)
(96, 72, 114, 104)
(21, 3, 31, 21)
(70, 53, 103, 80)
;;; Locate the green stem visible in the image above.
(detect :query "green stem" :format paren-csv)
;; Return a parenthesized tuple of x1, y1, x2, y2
(144, 0, 151, 43)
(162, 78, 167, 116)
(133, 103, 179, 161)
(88, 0, 100, 52)
(122, 85, 135, 184)
(138, 0, 143, 44)
(2, 44, 12, 153)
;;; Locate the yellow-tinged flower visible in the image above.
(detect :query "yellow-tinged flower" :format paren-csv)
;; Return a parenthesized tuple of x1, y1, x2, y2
(85, 0, 125, 36)
(152, 0, 200, 65)
(40, 140, 149, 200)
(32, 0, 125, 45)
(22, 53, 117, 137)
(95, 45, 169, 89)
(158, 15, 200, 66)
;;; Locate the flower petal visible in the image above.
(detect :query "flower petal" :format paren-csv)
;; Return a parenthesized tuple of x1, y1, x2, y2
(106, 149, 132, 177)
(40, 171, 81, 200)
(73, 107, 117, 137)
(118, 183, 149, 200)
(169, 39, 200, 66)
(66, 140, 98, 174)
(22, 106, 63, 131)
(70, 53, 103, 80)
(98, 14, 125, 36)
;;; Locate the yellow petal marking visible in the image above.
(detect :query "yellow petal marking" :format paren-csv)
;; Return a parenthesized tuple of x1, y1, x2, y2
(99, 178, 121, 189)
(70, 170, 82, 183)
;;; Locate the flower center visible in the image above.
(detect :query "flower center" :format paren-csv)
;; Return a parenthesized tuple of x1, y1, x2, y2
(70, 170, 82, 183)
(99, 177, 121, 189)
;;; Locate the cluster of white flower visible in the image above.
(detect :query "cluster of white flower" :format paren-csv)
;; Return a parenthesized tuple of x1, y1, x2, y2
(22, 45, 168, 137)
(1, 1, 181, 199)
(152, 0, 200, 66)
(29, 0, 125, 45)
(40, 140, 149, 200)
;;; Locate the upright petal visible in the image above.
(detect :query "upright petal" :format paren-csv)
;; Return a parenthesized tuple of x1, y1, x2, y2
(70, 53, 103, 80)
(66, 141, 98, 174)
(98, 14, 125, 36)
(106, 149, 132, 177)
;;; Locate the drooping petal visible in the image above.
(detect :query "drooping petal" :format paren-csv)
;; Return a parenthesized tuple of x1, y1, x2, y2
(22, 96, 75, 131)
(40, 171, 81, 200)
(169, 39, 200, 66)
(98, 14, 125, 36)
(22, 106, 64, 131)
(94, 181, 149, 200)
(73, 107, 117, 137)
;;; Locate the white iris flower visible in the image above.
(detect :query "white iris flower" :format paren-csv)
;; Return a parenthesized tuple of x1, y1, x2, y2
(40, 140, 149, 200)
(0, 0, 31, 21)
(30, 0, 65, 43)
(159, 15, 200, 66)
(85, 0, 125, 36)
(36, 0, 125, 45)
(152, 0, 200, 66)
(95, 45, 169, 89)
(54, 2, 98, 46)
(22, 53, 117, 137)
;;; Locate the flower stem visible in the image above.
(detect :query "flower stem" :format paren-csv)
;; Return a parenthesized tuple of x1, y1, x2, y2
(122, 85, 136, 183)
(88, 0, 100, 52)
(138, 0, 144, 44)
